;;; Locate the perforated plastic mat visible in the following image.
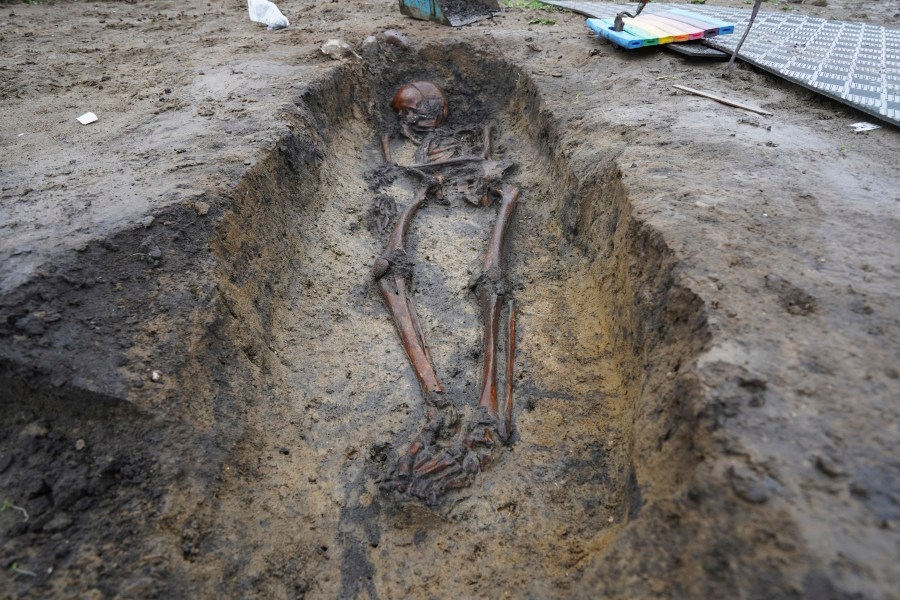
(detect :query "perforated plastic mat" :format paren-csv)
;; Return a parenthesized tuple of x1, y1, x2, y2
(543, 1, 900, 126)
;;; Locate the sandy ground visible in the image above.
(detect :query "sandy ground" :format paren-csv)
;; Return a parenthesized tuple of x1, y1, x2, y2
(1, 0, 899, 598)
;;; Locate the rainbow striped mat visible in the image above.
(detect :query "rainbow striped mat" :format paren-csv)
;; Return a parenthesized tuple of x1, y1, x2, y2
(586, 9, 735, 49)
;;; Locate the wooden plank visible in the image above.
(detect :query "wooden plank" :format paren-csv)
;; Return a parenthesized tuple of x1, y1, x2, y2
(622, 17, 675, 43)
(596, 17, 661, 45)
(639, 14, 702, 40)
(655, 10, 721, 35)
(667, 8, 736, 34)
(587, 18, 646, 49)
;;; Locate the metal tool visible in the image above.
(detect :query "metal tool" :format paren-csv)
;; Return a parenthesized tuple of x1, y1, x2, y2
(724, 0, 762, 77)
(613, 0, 650, 32)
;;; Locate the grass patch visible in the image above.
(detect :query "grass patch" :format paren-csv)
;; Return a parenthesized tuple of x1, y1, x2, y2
(0, 499, 28, 522)
(503, 0, 561, 11)
(9, 562, 36, 577)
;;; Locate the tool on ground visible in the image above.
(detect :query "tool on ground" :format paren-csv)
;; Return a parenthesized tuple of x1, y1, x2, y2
(587, 9, 734, 50)
(398, 0, 500, 26)
(613, 0, 649, 31)
(556, 0, 898, 126)
(724, 0, 761, 77)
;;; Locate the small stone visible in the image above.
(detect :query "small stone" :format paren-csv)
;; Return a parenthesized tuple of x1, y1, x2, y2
(378, 29, 409, 49)
(764, 274, 782, 288)
(193, 201, 210, 216)
(100, 239, 120, 253)
(849, 482, 869, 498)
(75, 439, 86, 451)
(321, 39, 361, 60)
(729, 465, 773, 504)
(20, 422, 49, 439)
(141, 215, 155, 228)
(82, 588, 105, 600)
(15, 314, 46, 336)
(115, 577, 159, 598)
(815, 454, 846, 478)
(150, 370, 162, 382)
(43, 513, 73, 533)
(27, 492, 51, 515)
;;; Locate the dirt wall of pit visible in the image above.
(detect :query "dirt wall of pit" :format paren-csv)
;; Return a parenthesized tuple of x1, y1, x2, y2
(0, 38, 883, 598)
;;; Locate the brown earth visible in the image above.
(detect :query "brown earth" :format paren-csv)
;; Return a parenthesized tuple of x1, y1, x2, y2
(0, 0, 898, 598)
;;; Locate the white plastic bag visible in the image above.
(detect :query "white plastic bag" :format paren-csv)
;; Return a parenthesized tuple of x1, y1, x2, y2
(248, 0, 289, 31)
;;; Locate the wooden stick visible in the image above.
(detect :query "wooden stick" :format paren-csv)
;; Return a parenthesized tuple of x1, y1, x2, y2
(671, 84, 773, 116)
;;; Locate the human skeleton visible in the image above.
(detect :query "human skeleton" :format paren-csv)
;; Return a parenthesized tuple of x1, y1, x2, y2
(371, 81, 520, 504)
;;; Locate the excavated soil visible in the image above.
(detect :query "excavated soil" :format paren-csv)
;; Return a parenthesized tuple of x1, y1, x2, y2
(1, 1, 899, 599)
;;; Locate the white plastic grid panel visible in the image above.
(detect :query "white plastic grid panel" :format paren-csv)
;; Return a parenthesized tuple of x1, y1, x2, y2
(543, 1, 900, 126)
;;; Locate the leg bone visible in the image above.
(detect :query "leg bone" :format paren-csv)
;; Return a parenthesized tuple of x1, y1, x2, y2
(373, 185, 443, 396)
(381, 133, 392, 164)
(474, 185, 520, 416)
(482, 125, 493, 160)
(499, 299, 516, 442)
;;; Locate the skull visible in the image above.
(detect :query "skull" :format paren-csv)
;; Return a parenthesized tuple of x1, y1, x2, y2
(391, 81, 448, 133)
